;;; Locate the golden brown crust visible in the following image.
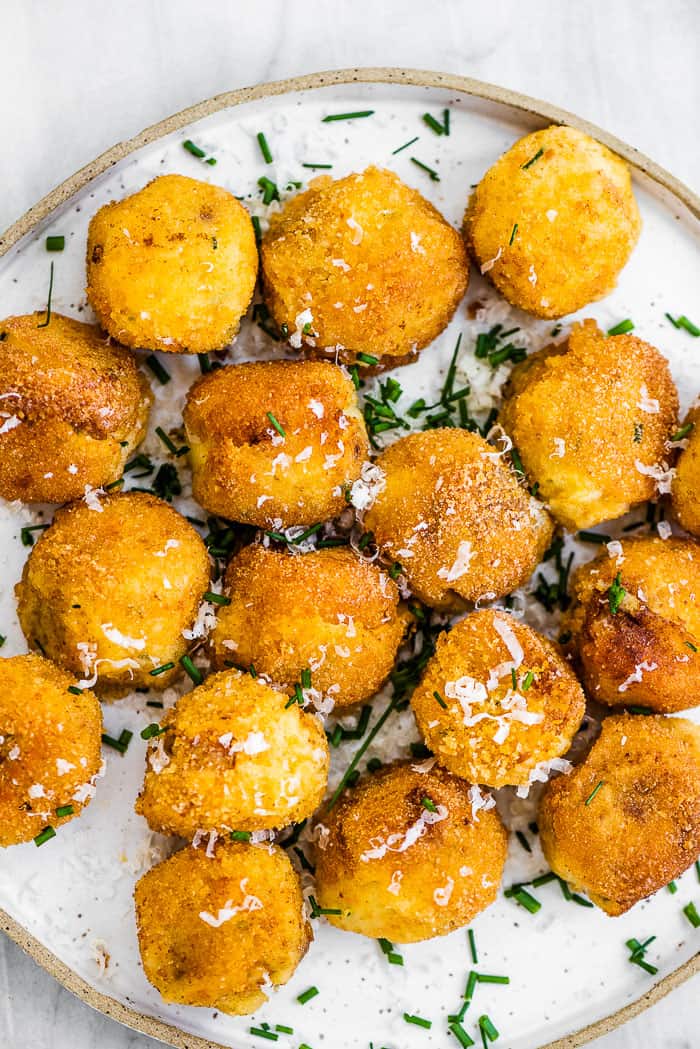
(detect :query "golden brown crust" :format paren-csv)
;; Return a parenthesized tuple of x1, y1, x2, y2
(86, 174, 258, 353)
(671, 403, 700, 536)
(184, 359, 368, 527)
(209, 543, 409, 708)
(0, 313, 152, 503)
(464, 125, 641, 318)
(363, 428, 554, 610)
(135, 668, 329, 835)
(411, 611, 585, 787)
(15, 492, 210, 696)
(134, 842, 311, 1013)
(313, 761, 507, 942)
(499, 320, 679, 531)
(0, 653, 102, 846)
(562, 536, 700, 712)
(539, 714, 700, 914)
(261, 166, 468, 364)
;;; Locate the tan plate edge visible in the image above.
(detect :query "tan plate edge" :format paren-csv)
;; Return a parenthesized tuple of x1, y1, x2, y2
(1, 66, 699, 1049)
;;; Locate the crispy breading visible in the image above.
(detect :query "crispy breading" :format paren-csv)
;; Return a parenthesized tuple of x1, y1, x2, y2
(86, 174, 257, 353)
(464, 125, 641, 318)
(0, 654, 102, 846)
(562, 536, 700, 712)
(134, 842, 311, 1013)
(313, 761, 507, 942)
(135, 668, 329, 835)
(184, 359, 368, 526)
(671, 403, 700, 536)
(261, 166, 468, 367)
(499, 320, 679, 530)
(363, 428, 554, 610)
(15, 492, 210, 696)
(539, 714, 700, 914)
(0, 313, 151, 503)
(411, 611, 585, 787)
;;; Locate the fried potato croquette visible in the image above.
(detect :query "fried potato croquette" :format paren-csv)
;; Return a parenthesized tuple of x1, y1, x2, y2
(16, 492, 210, 697)
(313, 762, 507, 942)
(209, 543, 408, 708)
(539, 714, 700, 914)
(562, 536, 700, 712)
(86, 174, 257, 353)
(0, 654, 102, 846)
(135, 842, 311, 1013)
(136, 668, 329, 835)
(411, 611, 585, 787)
(184, 359, 368, 526)
(363, 429, 554, 610)
(671, 402, 700, 536)
(0, 313, 151, 504)
(499, 320, 679, 531)
(464, 125, 641, 318)
(261, 166, 468, 367)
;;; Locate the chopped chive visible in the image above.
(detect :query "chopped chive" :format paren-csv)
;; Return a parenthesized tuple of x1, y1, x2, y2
(249, 1028, 278, 1042)
(465, 969, 479, 1001)
(33, 826, 56, 847)
(672, 315, 700, 337)
(252, 215, 262, 244)
(293, 523, 323, 544)
(258, 175, 279, 205)
(67, 685, 83, 696)
(308, 894, 341, 918)
(0, 636, 5, 648)
(422, 112, 448, 136)
(585, 780, 604, 806)
(275, 1026, 293, 1035)
(146, 700, 164, 708)
(204, 590, 231, 606)
(578, 530, 611, 544)
(671, 422, 695, 442)
(256, 132, 273, 164)
(145, 354, 171, 385)
(607, 319, 635, 336)
(627, 705, 654, 714)
(468, 928, 478, 963)
(521, 671, 534, 691)
(149, 662, 175, 677)
(433, 690, 447, 710)
(388, 562, 403, 580)
(392, 136, 419, 154)
(683, 902, 700, 928)
(511, 667, 518, 690)
(46, 235, 65, 252)
(180, 655, 203, 685)
(410, 157, 440, 181)
(37, 261, 54, 328)
(422, 796, 438, 813)
(55, 805, 74, 818)
(404, 1014, 432, 1029)
(667, 880, 678, 894)
(297, 986, 319, 1004)
(356, 352, 379, 366)
(266, 411, 286, 438)
(515, 830, 532, 853)
(477, 974, 510, 985)
(696, 860, 700, 881)
(509, 887, 541, 913)
(230, 830, 252, 842)
(450, 1023, 475, 1047)
(478, 1015, 499, 1041)
(521, 147, 544, 170)
(322, 110, 374, 122)
(198, 352, 212, 374)
(608, 573, 626, 615)
(155, 426, 188, 457)
(301, 162, 333, 170)
(509, 223, 518, 246)
(686, 642, 698, 652)
(183, 139, 206, 158)
(101, 729, 132, 754)
(140, 723, 165, 740)
(20, 523, 50, 546)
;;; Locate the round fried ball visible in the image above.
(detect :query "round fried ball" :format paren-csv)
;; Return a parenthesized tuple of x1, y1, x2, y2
(0, 313, 151, 504)
(86, 174, 257, 353)
(0, 653, 102, 846)
(363, 429, 554, 610)
(209, 543, 408, 708)
(16, 492, 210, 697)
(184, 359, 368, 526)
(313, 761, 507, 942)
(411, 611, 585, 788)
(539, 713, 700, 914)
(136, 668, 329, 835)
(261, 166, 468, 367)
(464, 125, 641, 318)
(135, 841, 311, 1013)
(671, 402, 700, 536)
(499, 320, 679, 531)
(562, 536, 700, 713)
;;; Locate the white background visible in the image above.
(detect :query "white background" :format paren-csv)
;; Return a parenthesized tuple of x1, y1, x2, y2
(0, 1, 698, 1047)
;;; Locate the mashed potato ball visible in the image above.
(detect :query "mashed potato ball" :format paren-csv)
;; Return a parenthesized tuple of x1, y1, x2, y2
(16, 492, 210, 697)
(411, 611, 585, 788)
(86, 174, 257, 353)
(539, 714, 700, 914)
(464, 125, 641, 318)
(562, 536, 700, 713)
(313, 761, 507, 942)
(0, 313, 151, 504)
(261, 166, 468, 367)
(136, 668, 329, 835)
(184, 359, 368, 526)
(499, 320, 678, 531)
(0, 653, 102, 847)
(671, 403, 700, 536)
(135, 841, 311, 1013)
(363, 429, 553, 610)
(209, 543, 408, 708)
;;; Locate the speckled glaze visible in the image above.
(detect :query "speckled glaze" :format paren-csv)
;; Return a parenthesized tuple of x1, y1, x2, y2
(0, 70, 698, 1049)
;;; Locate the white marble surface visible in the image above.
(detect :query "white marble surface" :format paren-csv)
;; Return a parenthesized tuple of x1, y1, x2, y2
(0, 1, 698, 1047)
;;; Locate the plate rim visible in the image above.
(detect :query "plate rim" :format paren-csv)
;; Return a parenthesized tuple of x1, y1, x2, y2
(1, 65, 698, 1049)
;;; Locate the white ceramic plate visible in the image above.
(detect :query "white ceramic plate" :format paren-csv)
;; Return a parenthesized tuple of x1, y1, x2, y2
(0, 70, 699, 1049)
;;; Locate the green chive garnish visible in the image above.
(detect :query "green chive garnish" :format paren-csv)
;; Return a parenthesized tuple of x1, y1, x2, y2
(521, 147, 544, 170)
(671, 422, 694, 442)
(249, 1028, 278, 1042)
(422, 796, 438, 813)
(667, 881, 678, 894)
(433, 690, 447, 710)
(149, 662, 175, 677)
(67, 685, 83, 696)
(145, 354, 171, 385)
(578, 531, 611, 544)
(403, 1014, 432, 1029)
(56, 805, 74, 818)
(322, 110, 374, 122)
(37, 261, 54, 328)
(230, 830, 252, 842)
(450, 1022, 475, 1047)
(608, 573, 626, 615)
(257, 132, 273, 164)
(356, 352, 379, 366)
(204, 591, 231, 606)
(585, 780, 605, 806)
(410, 157, 440, 181)
(667, 314, 700, 336)
(392, 136, 419, 154)
(301, 162, 333, 170)
(468, 928, 478, 963)
(33, 826, 56, 847)
(46, 235, 65, 252)
(252, 215, 262, 244)
(683, 902, 700, 928)
(297, 986, 319, 1004)
(140, 723, 165, 740)
(509, 223, 518, 246)
(378, 937, 404, 965)
(515, 830, 532, 853)
(479, 1015, 499, 1041)
(183, 139, 206, 158)
(258, 176, 279, 205)
(508, 886, 541, 913)
(422, 111, 449, 136)
(180, 655, 203, 685)
(266, 411, 286, 438)
(607, 319, 635, 336)
(101, 729, 132, 754)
